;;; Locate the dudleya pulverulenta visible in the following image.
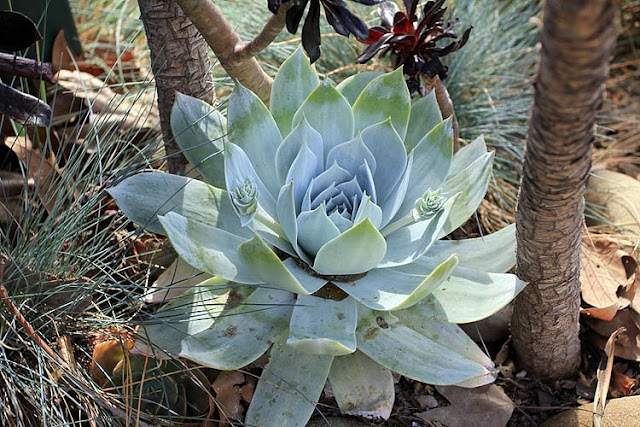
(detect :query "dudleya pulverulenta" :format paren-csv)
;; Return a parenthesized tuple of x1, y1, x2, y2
(109, 48, 525, 425)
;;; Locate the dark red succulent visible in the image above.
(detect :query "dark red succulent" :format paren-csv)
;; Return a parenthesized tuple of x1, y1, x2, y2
(268, 0, 384, 63)
(356, 0, 471, 92)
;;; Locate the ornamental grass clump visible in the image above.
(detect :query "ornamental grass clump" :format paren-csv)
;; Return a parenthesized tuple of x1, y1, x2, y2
(109, 48, 525, 424)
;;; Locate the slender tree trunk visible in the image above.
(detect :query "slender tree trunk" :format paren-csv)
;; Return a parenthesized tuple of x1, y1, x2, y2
(138, 0, 215, 174)
(512, 0, 618, 379)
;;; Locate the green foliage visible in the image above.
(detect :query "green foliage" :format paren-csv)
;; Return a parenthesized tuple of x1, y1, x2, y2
(111, 48, 526, 424)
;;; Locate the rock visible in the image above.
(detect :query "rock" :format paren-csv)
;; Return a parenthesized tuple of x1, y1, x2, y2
(306, 416, 374, 426)
(586, 169, 640, 233)
(542, 396, 640, 427)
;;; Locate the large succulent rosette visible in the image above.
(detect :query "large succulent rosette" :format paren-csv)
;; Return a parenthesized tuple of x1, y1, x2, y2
(110, 48, 525, 425)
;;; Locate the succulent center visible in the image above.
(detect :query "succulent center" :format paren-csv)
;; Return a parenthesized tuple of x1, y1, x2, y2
(231, 178, 258, 217)
(414, 188, 445, 219)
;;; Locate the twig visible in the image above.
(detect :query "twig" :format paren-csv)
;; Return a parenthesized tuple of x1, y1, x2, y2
(232, 4, 289, 61)
(0, 52, 55, 84)
(423, 75, 460, 152)
(175, 0, 280, 102)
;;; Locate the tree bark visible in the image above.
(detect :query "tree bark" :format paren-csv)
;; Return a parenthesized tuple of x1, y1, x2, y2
(138, 0, 215, 174)
(512, 0, 618, 379)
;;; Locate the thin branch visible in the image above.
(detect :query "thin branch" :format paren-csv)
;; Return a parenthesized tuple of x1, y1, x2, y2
(232, 4, 289, 61)
(175, 0, 281, 102)
(423, 75, 460, 151)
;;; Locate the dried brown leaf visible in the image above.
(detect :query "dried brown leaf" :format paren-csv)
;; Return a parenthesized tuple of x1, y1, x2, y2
(212, 371, 255, 425)
(581, 239, 637, 320)
(594, 327, 625, 426)
(415, 384, 514, 427)
(586, 309, 640, 361)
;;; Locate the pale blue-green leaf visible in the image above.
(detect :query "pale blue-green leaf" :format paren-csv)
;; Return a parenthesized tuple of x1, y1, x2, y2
(353, 196, 382, 229)
(143, 257, 213, 304)
(361, 119, 407, 203)
(423, 224, 516, 273)
(380, 152, 413, 227)
(170, 92, 226, 187)
(276, 182, 312, 264)
(352, 68, 411, 139)
(282, 258, 327, 294)
(439, 151, 494, 237)
(285, 142, 319, 213)
(292, 81, 354, 158)
(329, 210, 354, 232)
(336, 177, 363, 203)
(312, 218, 387, 275)
(276, 118, 324, 184)
(448, 135, 488, 177)
(108, 172, 247, 237)
(357, 160, 377, 204)
(228, 83, 282, 196)
(336, 71, 383, 105)
(336, 255, 458, 311)
(408, 264, 527, 323)
(246, 335, 333, 427)
(250, 209, 296, 256)
(181, 287, 294, 370)
(328, 351, 394, 420)
(224, 142, 277, 218)
(138, 282, 235, 357)
(158, 212, 261, 284)
(394, 311, 493, 368)
(405, 91, 442, 152)
(297, 206, 341, 257)
(379, 195, 458, 268)
(396, 118, 454, 219)
(306, 162, 352, 207)
(356, 309, 496, 386)
(326, 135, 377, 177)
(287, 295, 357, 356)
(237, 233, 314, 294)
(270, 47, 320, 135)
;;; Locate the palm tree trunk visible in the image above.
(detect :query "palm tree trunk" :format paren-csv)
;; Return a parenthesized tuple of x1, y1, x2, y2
(511, 0, 618, 379)
(138, 0, 215, 174)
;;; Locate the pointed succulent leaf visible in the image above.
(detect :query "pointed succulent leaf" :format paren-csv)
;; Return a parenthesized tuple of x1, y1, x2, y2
(170, 92, 226, 188)
(336, 255, 458, 311)
(228, 83, 282, 197)
(439, 151, 494, 237)
(297, 206, 341, 256)
(277, 182, 312, 264)
(108, 172, 248, 237)
(448, 135, 488, 177)
(393, 311, 493, 368)
(326, 135, 377, 178)
(287, 295, 357, 356)
(224, 142, 277, 219)
(380, 152, 413, 227)
(292, 80, 354, 158)
(360, 119, 407, 203)
(181, 287, 294, 370)
(405, 91, 442, 152)
(246, 335, 333, 426)
(276, 118, 324, 184)
(282, 258, 327, 294)
(238, 233, 315, 294)
(250, 209, 296, 256)
(380, 194, 459, 267)
(312, 218, 387, 275)
(423, 224, 516, 273)
(336, 71, 383, 105)
(329, 210, 354, 232)
(352, 68, 411, 139)
(396, 118, 454, 219)
(286, 142, 319, 212)
(328, 351, 394, 420)
(158, 212, 262, 284)
(353, 196, 382, 229)
(356, 308, 496, 386)
(138, 281, 235, 356)
(405, 264, 527, 323)
(270, 47, 320, 135)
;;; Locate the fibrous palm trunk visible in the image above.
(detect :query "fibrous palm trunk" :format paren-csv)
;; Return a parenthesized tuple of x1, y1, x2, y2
(138, 0, 215, 174)
(512, 0, 618, 379)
